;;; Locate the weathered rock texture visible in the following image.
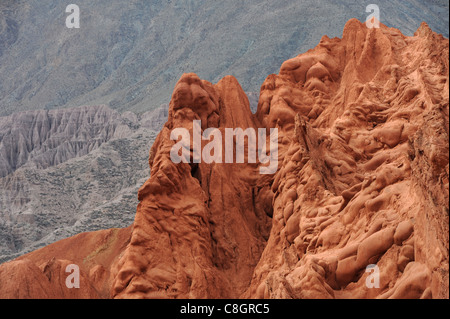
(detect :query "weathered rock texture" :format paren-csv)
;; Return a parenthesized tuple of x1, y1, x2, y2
(0, 19, 448, 299)
(244, 19, 449, 299)
(111, 73, 273, 299)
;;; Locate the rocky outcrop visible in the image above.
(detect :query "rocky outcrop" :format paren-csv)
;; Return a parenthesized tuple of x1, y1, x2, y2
(244, 19, 449, 299)
(0, 19, 448, 299)
(111, 74, 273, 298)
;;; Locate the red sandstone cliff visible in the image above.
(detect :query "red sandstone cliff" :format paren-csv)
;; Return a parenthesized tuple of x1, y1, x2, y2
(245, 19, 449, 299)
(0, 19, 448, 299)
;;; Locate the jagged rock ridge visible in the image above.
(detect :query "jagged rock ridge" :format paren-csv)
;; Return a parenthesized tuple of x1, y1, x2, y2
(0, 105, 134, 178)
(244, 19, 449, 299)
(0, 19, 448, 299)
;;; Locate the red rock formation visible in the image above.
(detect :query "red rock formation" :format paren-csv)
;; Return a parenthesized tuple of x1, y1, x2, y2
(0, 19, 448, 299)
(111, 74, 272, 298)
(245, 19, 449, 299)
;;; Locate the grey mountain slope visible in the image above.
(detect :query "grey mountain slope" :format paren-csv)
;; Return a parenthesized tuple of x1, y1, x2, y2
(0, 105, 158, 263)
(0, 0, 448, 116)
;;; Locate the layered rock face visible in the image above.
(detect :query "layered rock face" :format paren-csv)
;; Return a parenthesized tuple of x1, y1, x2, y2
(111, 74, 273, 298)
(0, 19, 448, 299)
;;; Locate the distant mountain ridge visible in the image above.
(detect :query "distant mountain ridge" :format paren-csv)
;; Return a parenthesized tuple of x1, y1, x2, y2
(0, 0, 448, 116)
